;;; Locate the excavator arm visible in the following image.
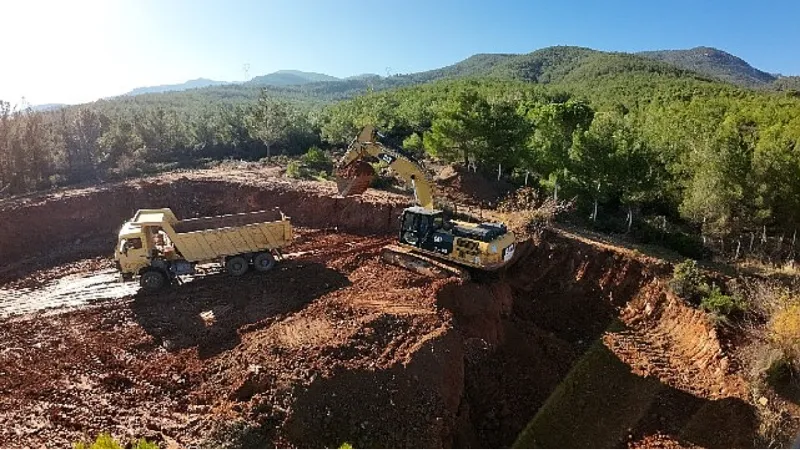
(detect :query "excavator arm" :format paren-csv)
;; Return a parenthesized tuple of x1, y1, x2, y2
(336, 126, 435, 210)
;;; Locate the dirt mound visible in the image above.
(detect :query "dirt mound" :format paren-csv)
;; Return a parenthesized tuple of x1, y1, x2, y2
(435, 165, 512, 207)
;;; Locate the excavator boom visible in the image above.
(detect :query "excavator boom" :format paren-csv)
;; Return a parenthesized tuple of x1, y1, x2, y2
(336, 126, 435, 210)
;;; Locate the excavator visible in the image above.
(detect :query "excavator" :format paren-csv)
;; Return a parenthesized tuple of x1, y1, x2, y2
(336, 126, 516, 280)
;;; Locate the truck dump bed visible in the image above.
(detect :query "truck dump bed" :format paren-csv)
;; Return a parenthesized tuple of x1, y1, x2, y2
(168, 210, 292, 262)
(173, 210, 282, 233)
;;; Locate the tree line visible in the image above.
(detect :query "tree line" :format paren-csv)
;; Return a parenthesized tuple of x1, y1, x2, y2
(2, 75, 800, 248)
(318, 78, 800, 242)
(0, 95, 319, 195)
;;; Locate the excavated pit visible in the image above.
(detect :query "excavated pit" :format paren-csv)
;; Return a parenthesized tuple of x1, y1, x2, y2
(0, 168, 759, 448)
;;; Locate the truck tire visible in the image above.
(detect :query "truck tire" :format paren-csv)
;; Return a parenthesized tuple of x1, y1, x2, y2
(140, 269, 167, 292)
(226, 255, 249, 276)
(253, 252, 276, 272)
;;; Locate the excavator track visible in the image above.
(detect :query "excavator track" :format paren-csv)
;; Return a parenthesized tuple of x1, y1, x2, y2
(380, 244, 471, 281)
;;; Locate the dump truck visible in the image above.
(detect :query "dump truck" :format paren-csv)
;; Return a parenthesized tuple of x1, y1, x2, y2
(114, 208, 293, 291)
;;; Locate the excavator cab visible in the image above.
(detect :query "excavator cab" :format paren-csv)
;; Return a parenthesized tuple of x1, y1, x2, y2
(399, 207, 455, 256)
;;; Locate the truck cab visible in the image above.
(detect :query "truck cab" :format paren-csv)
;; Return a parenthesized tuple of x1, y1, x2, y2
(115, 222, 148, 280)
(114, 215, 180, 281)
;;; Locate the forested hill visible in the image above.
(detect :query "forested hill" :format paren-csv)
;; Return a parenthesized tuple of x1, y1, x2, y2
(115, 46, 708, 103)
(110, 45, 795, 104)
(637, 46, 777, 87)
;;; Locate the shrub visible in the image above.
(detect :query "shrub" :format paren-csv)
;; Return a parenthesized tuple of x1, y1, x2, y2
(301, 146, 333, 173)
(668, 259, 708, 303)
(285, 160, 307, 179)
(74, 433, 157, 449)
(700, 285, 746, 318)
(769, 302, 800, 360)
(286, 147, 334, 180)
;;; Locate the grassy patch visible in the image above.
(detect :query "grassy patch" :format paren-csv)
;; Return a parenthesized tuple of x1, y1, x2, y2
(74, 433, 158, 449)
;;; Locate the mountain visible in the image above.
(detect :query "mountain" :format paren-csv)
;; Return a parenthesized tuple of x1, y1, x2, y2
(637, 46, 776, 88)
(121, 71, 339, 99)
(125, 78, 229, 96)
(89, 45, 798, 110)
(247, 70, 339, 86)
(98, 46, 730, 107)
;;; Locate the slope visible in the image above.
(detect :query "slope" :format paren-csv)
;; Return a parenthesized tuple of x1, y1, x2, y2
(247, 70, 340, 86)
(92, 46, 726, 109)
(638, 46, 777, 88)
(125, 78, 230, 96)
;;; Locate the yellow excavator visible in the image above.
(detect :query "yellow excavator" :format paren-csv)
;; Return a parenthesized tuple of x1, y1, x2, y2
(336, 126, 516, 280)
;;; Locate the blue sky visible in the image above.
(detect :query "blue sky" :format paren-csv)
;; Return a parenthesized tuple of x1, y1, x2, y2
(3, 0, 799, 105)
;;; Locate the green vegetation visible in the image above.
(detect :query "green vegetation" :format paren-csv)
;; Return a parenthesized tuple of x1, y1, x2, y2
(73, 433, 157, 449)
(2, 45, 800, 259)
(668, 260, 707, 302)
(700, 286, 745, 318)
(638, 47, 776, 88)
(286, 146, 334, 179)
(669, 260, 744, 320)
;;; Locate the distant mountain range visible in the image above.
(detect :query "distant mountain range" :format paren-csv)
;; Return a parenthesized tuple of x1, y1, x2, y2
(124, 78, 230, 96)
(123, 70, 341, 97)
(247, 70, 339, 86)
(33, 46, 800, 109)
(29, 103, 67, 112)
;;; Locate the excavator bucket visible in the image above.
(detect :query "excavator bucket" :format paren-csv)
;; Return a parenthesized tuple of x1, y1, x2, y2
(336, 160, 376, 197)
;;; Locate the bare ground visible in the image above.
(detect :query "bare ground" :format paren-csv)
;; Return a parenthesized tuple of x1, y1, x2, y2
(0, 167, 789, 448)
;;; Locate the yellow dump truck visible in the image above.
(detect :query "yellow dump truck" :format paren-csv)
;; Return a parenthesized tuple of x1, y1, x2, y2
(114, 208, 293, 291)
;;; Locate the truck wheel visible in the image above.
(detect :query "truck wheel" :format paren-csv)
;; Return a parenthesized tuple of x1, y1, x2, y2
(140, 269, 167, 292)
(226, 255, 249, 276)
(253, 252, 276, 272)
